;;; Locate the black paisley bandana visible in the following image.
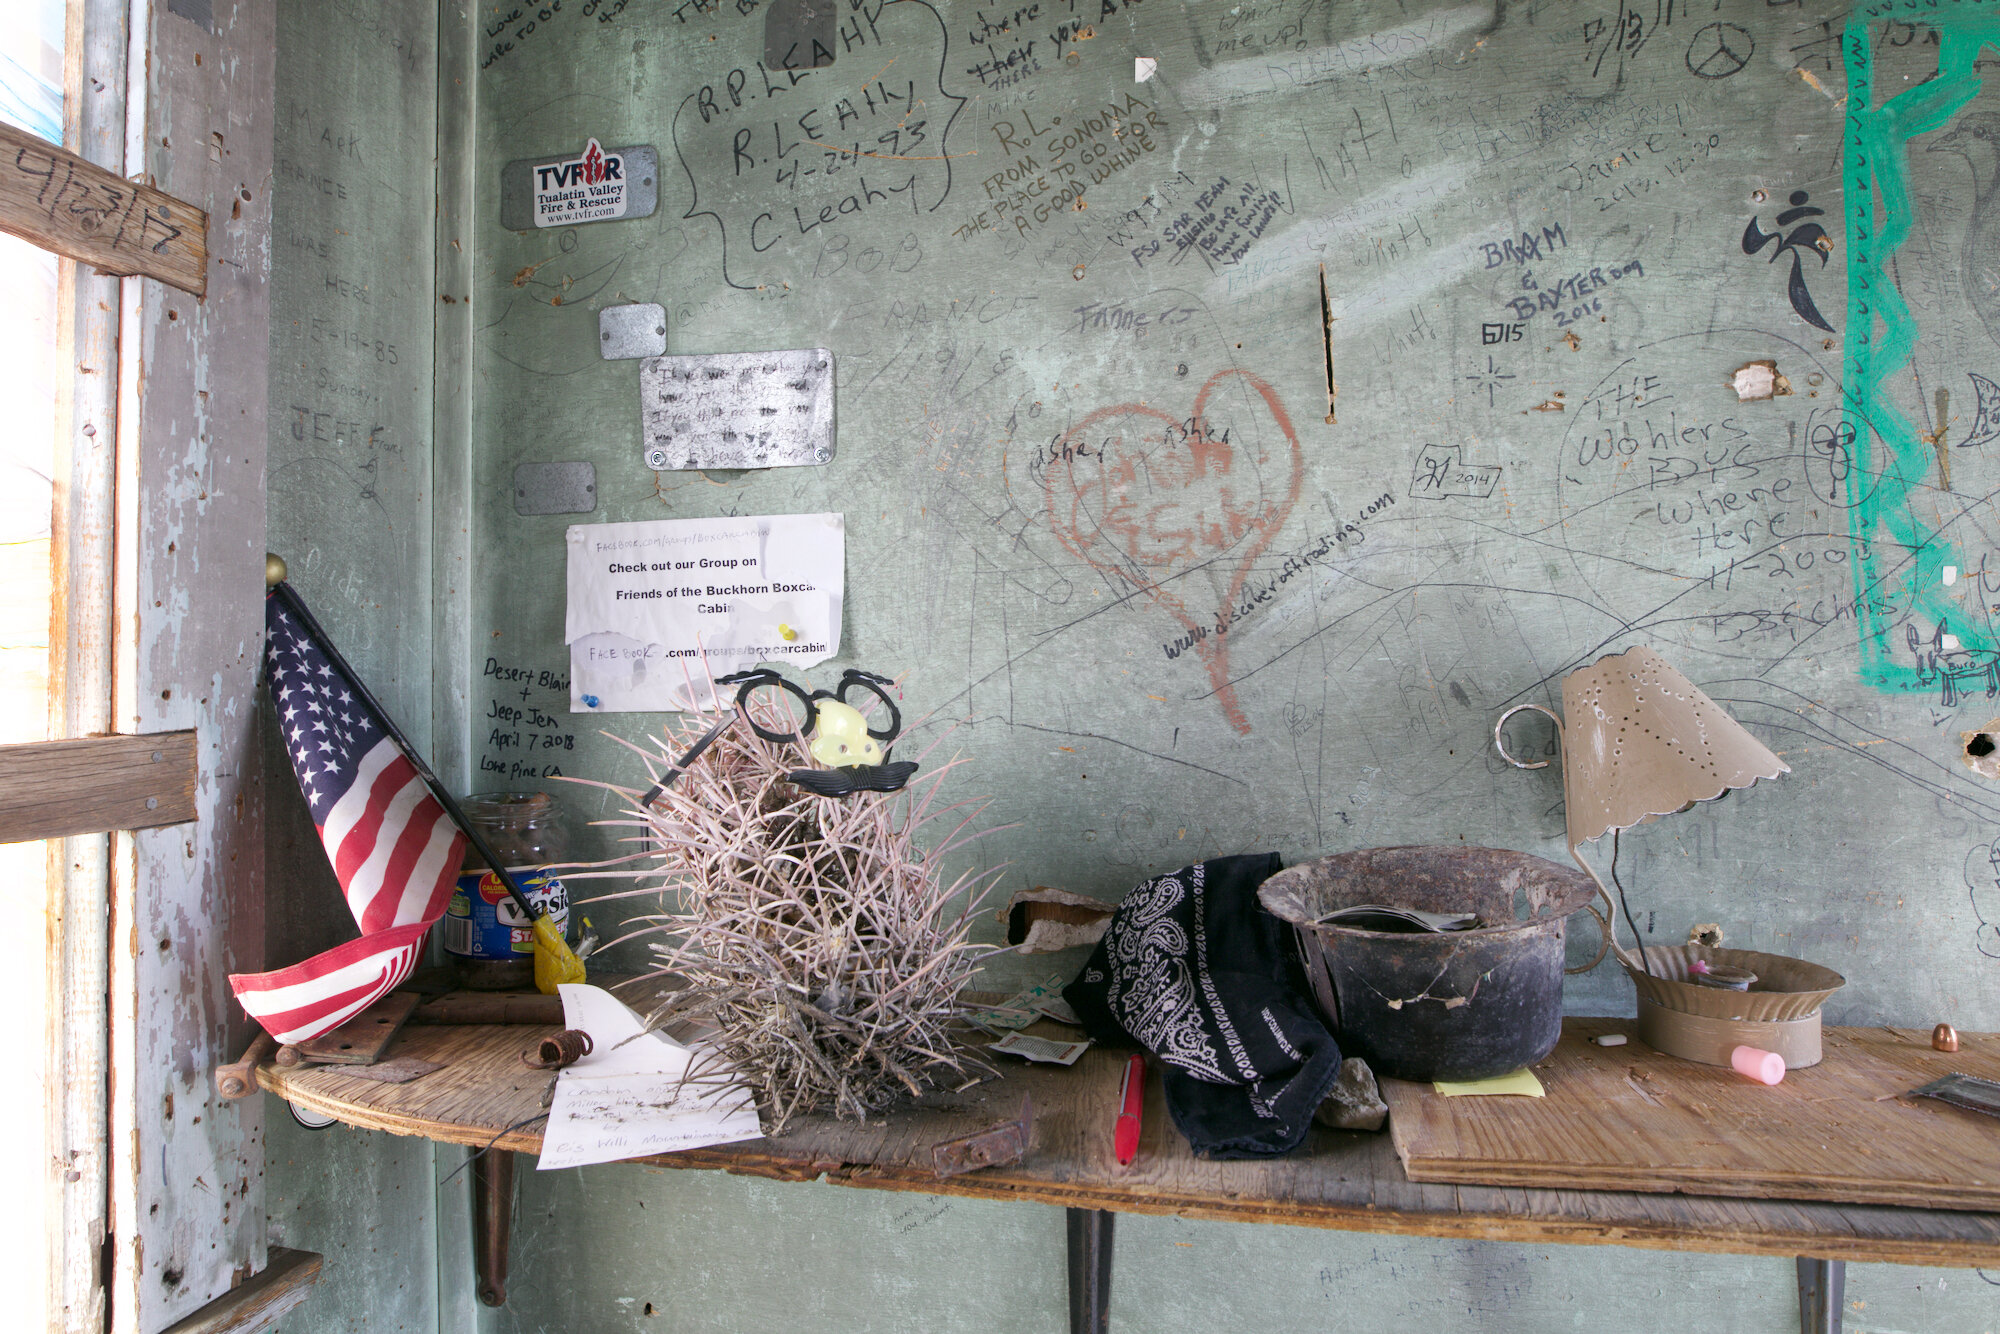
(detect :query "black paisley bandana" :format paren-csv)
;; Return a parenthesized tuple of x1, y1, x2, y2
(1064, 854, 1343, 1159)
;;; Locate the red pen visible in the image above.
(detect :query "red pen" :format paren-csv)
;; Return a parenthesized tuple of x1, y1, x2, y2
(1114, 1053, 1145, 1166)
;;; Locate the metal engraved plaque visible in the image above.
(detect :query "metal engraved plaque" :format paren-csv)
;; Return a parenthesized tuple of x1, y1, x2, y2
(514, 461, 598, 516)
(498, 144, 659, 232)
(639, 349, 835, 472)
(599, 303, 667, 360)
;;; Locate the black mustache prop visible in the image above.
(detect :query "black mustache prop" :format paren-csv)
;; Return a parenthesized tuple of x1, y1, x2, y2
(785, 760, 919, 797)
(713, 667, 920, 800)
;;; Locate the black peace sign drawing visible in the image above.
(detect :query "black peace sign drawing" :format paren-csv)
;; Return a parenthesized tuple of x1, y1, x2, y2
(1686, 22, 1754, 79)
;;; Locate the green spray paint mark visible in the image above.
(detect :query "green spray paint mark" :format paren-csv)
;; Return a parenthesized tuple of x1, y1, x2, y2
(1843, 6, 1998, 691)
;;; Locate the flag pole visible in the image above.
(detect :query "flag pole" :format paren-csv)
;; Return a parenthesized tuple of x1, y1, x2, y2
(268, 579, 586, 992)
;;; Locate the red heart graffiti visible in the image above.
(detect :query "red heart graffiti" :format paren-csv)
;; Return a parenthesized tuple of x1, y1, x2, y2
(1042, 369, 1303, 734)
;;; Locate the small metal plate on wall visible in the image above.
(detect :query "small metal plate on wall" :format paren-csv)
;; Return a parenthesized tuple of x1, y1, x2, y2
(639, 349, 835, 471)
(498, 145, 659, 232)
(600, 303, 667, 360)
(766, 0, 838, 70)
(515, 461, 598, 516)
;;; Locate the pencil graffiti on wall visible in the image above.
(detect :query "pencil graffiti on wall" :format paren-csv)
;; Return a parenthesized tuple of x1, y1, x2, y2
(1962, 840, 2000, 958)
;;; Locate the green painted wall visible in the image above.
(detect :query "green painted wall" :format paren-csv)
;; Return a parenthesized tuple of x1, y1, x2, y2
(265, 1, 445, 1329)
(497, 1165, 1999, 1333)
(462, 0, 2000, 1030)
(267, 1119, 441, 1333)
(269, 0, 2000, 1328)
(461, 0, 2000, 1327)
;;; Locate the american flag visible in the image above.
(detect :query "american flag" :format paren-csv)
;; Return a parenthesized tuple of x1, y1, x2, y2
(228, 589, 465, 1044)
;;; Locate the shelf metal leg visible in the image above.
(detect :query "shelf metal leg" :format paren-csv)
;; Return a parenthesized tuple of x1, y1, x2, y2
(1066, 1207, 1115, 1334)
(473, 1149, 517, 1307)
(1797, 1256, 1845, 1334)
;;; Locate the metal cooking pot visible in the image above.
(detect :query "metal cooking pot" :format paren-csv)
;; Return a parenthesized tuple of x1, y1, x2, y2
(1258, 846, 1606, 1082)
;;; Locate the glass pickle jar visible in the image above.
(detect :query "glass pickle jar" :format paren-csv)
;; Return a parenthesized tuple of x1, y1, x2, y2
(443, 791, 573, 990)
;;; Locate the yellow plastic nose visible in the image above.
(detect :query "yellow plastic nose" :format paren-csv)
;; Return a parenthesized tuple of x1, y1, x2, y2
(809, 699, 883, 767)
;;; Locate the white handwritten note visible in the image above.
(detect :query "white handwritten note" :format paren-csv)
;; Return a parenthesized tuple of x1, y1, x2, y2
(564, 513, 844, 713)
(536, 985, 764, 1171)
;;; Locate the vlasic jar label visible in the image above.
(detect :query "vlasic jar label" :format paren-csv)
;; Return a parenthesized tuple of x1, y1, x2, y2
(441, 870, 569, 959)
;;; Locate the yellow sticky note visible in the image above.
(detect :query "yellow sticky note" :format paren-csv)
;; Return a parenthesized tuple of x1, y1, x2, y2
(1434, 1068, 1545, 1098)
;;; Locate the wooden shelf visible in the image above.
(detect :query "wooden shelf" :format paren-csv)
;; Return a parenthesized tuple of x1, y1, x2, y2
(259, 1017, 2000, 1268)
(1387, 1018, 2000, 1212)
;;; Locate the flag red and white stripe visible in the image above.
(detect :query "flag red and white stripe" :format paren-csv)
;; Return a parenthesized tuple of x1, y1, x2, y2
(230, 592, 466, 1044)
(226, 924, 433, 1045)
(322, 742, 463, 934)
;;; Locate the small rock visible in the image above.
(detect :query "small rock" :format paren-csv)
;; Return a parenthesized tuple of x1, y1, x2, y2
(1316, 1057, 1388, 1132)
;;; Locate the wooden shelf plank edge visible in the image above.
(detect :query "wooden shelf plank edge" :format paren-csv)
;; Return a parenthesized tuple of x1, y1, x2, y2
(253, 1066, 2000, 1268)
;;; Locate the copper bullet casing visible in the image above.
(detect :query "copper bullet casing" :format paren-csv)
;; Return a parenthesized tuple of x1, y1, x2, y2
(1933, 1023, 1960, 1053)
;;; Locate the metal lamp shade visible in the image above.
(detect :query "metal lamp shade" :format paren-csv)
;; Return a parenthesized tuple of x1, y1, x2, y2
(1557, 646, 1789, 851)
(1495, 647, 1842, 1065)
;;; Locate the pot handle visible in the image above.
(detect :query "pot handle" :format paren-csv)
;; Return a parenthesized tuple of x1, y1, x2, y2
(1493, 703, 1562, 769)
(1565, 896, 1612, 975)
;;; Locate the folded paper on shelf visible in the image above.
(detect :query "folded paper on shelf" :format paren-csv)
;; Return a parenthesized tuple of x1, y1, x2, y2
(990, 1032, 1091, 1066)
(965, 973, 1069, 1033)
(565, 513, 844, 712)
(537, 984, 763, 1170)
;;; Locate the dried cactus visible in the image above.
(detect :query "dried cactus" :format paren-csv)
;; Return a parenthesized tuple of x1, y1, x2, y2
(564, 691, 1004, 1133)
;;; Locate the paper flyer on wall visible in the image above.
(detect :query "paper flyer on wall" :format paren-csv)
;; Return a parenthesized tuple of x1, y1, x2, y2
(564, 513, 843, 712)
(536, 984, 764, 1171)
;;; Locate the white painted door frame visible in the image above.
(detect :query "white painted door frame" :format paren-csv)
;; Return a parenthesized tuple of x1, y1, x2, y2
(63, 0, 277, 1329)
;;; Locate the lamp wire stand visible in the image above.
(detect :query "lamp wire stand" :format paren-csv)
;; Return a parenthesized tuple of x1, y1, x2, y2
(1609, 830, 1653, 978)
(438, 1111, 551, 1189)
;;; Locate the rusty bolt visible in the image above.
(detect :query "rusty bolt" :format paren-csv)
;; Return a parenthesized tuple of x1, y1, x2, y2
(1933, 1023, 1960, 1053)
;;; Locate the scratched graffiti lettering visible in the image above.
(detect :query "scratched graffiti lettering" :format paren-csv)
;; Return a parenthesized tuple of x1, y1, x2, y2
(1040, 370, 1302, 734)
